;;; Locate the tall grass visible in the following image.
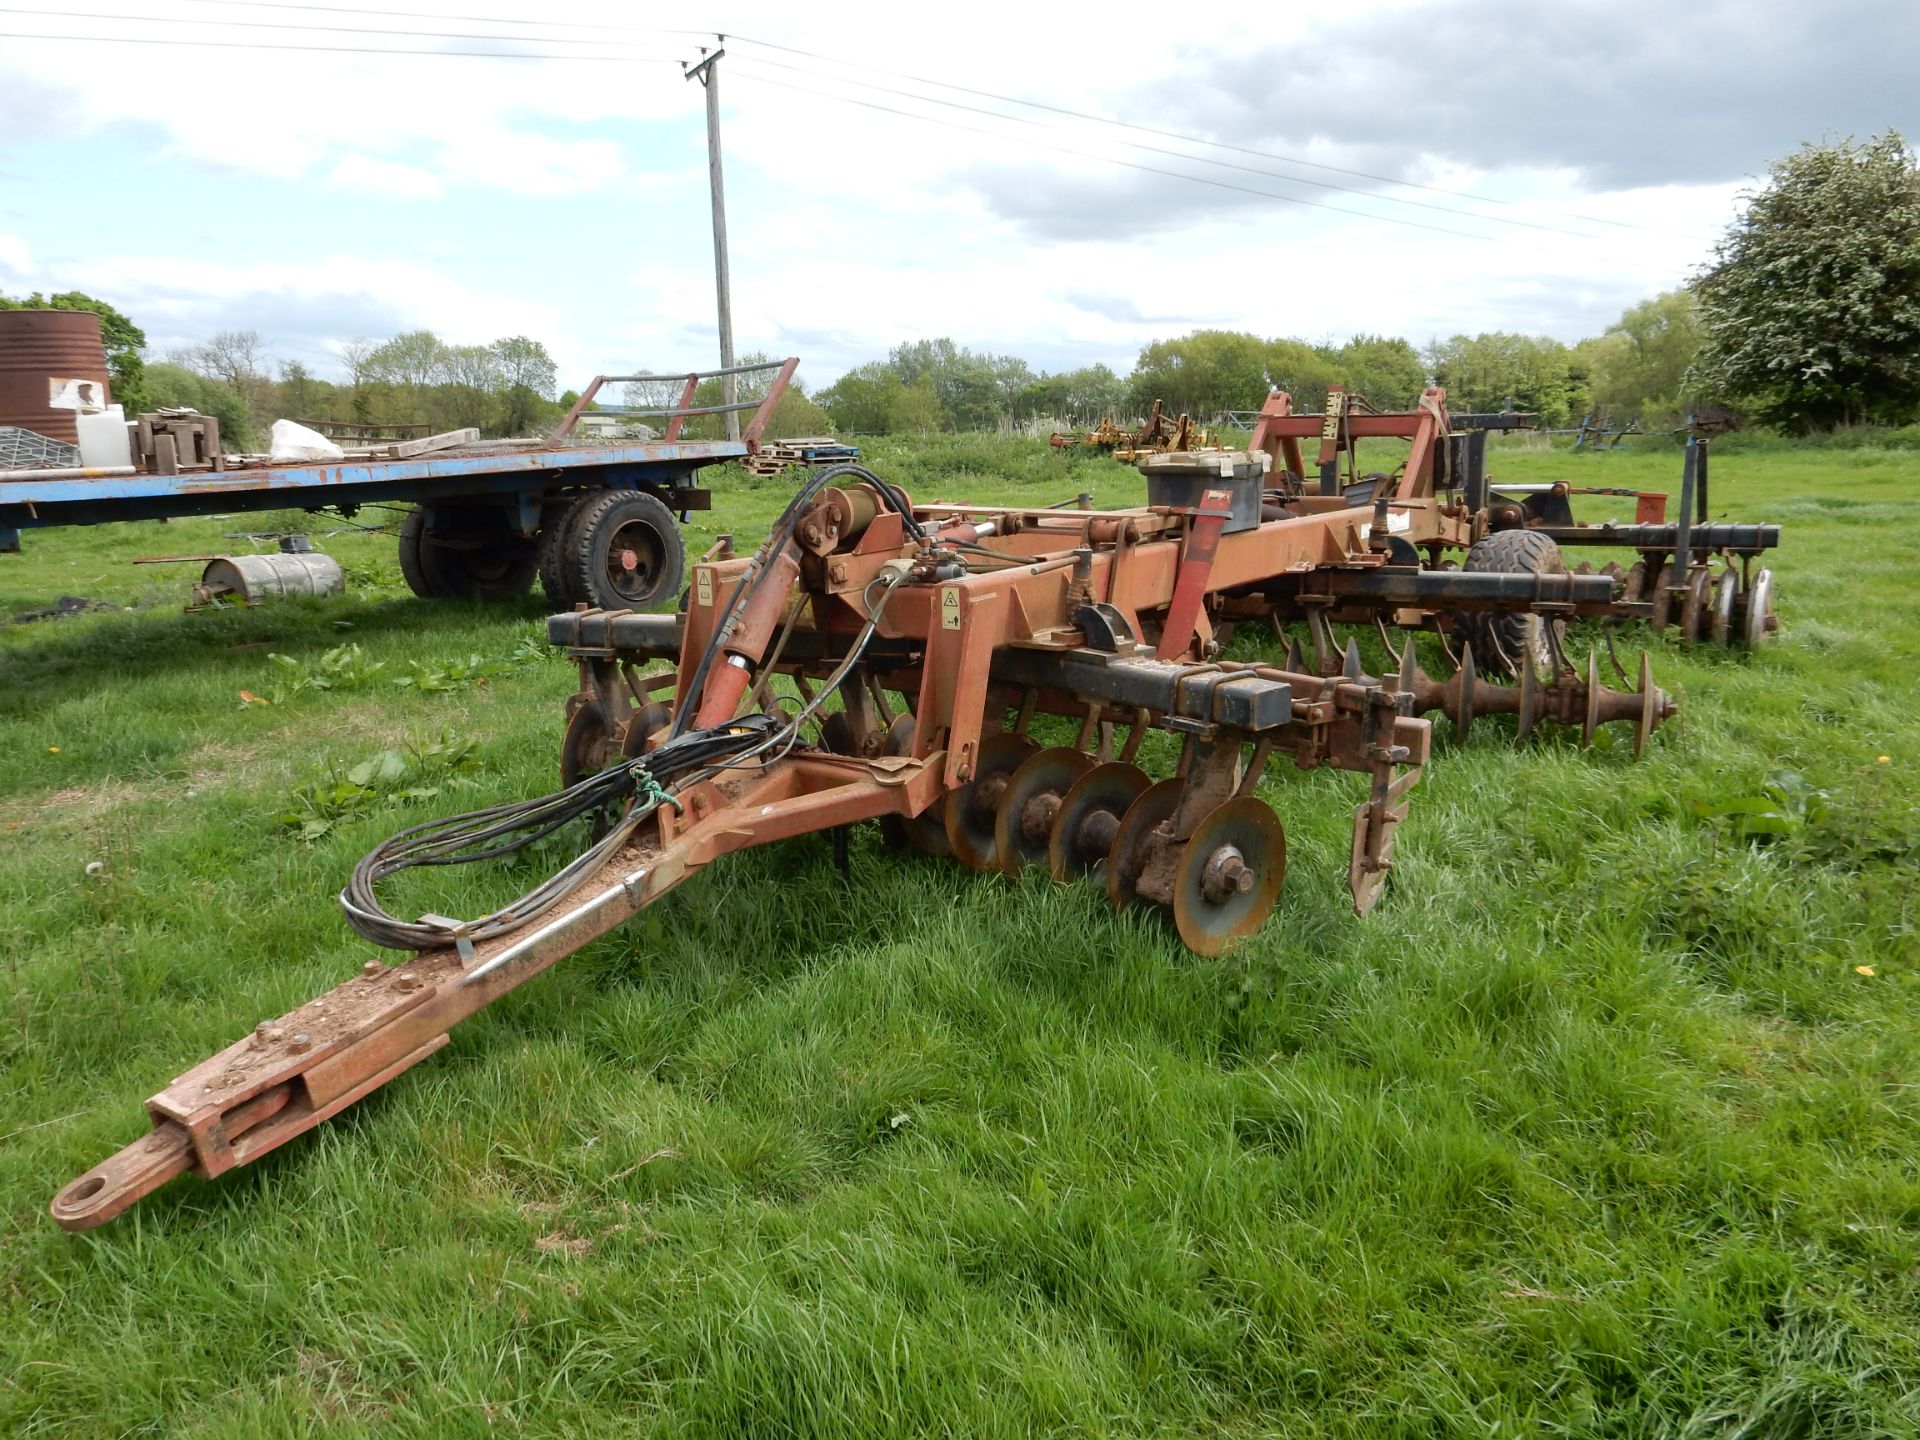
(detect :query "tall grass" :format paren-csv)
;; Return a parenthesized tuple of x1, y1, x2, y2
(1, 440, 1916, 1436)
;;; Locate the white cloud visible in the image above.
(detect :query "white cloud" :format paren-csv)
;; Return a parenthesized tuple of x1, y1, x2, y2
(326, 154, 446, 199)
(0, 0, 1873, 388)
(436, 128, 625, 195)
(0, 233, 33, 285)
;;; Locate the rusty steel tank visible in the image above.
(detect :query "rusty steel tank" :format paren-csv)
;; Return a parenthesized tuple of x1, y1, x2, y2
(0, 309, 113, 446)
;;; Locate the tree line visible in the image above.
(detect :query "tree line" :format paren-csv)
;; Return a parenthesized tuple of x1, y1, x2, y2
(810, 320, 1664, 435)
(159, 329, 571, 448)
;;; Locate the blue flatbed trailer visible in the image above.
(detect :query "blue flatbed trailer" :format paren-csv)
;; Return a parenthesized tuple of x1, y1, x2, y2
(0, 357, 803, 610)
(0, 439, 740, 534)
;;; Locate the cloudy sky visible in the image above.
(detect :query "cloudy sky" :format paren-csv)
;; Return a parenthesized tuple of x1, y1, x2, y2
(1, 0, 1914, 391)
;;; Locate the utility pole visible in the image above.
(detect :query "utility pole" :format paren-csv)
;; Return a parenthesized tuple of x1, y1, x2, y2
(685, 41, 737, 441)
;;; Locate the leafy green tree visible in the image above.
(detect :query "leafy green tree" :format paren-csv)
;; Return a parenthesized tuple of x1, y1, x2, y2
(490, 335, 558, 435)
(143, 361, 254, 448)
(1130, 330, 1269, 416)
(887, 338, 960, 390)
(1694, 131, 1920, 429)
(1583, 289, 1701, 426)
(1262, 338, 1338, 411)
(888, 379, 944, 435)
(364, 330, 449, 389)
(939, 353, 1002, 430)
(818, 363, 904, 434)
(277, 359, 319, 418)
(1026, 363, 1127, 423)
(0, 289, 149, 412)
(1331, 334, 1427, 409)
(1425, 332, 1584, 425)
(763, 388, 834, 438)
(992, 354, 1037, 421)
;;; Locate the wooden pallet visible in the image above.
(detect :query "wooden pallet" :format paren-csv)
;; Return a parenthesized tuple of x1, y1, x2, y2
(743, 437, 861, 475)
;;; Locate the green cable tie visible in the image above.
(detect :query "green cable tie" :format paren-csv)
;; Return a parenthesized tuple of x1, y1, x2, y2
(634, 769, 683, 815)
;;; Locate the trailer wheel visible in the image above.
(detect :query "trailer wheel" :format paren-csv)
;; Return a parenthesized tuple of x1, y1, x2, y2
(536, 501, 574, 607)
(399, 504, 537, 600)
(397, 507, 436, 597)
(557, 489, 685, 611)
(1456, 528, 1565, 677)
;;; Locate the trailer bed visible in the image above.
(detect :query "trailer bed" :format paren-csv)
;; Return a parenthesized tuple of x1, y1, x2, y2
(0, 439, 746, 535)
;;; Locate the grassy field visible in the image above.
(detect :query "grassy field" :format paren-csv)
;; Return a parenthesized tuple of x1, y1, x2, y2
(2, 436, 1917, 1437)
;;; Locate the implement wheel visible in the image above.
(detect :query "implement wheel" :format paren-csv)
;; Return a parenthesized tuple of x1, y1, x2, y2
(1455, 528, 1565, 677)
(556, 489, 686, 611)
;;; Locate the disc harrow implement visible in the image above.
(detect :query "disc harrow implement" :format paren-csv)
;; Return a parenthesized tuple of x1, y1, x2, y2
(54, 384, 1778, 1230)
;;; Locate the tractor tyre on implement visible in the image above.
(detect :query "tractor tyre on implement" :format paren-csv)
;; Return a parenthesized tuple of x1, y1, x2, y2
(399, 504, 538, 600)
(555, 489, 686, 612)
(1457, 527, 1566, 677)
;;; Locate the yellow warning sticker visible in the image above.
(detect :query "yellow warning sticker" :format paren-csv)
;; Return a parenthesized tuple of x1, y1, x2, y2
(941, 586, 962, 630)
(695, 567, 713, 608)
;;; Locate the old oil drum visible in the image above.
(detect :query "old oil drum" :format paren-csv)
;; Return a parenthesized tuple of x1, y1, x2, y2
(198, 552, 345, 604)
(0, 310, 112, 446)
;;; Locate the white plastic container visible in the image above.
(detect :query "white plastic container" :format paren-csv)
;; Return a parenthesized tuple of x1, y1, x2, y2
(75, 404, 131, 470)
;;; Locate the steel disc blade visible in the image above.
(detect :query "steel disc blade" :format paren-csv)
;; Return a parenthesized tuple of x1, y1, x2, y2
(1582, 650, 1601, 748)
(624, 700, 673, 758)
(1106, 777, 1183, 910)
(1710, 567, 1739, 647)
(883, 713, 917, 756)
(1172, 797, 1287, 956)
(1635, 651, 1658, 759)
(1048, 762, 1151, 882)
(1454, 641, 1478, 741)
(818, 711, 857, 755)
(943, 734, 1039, 872)
(560, 702, 612, 788)
(1621, 560, 1647, 604)
(1649, 563, 1678, 632)
(994, 747, 1095, 878)
(903, 797, 952, 858)
(1743, 569, 1774, 650)
(1681, 567, 1713, 646)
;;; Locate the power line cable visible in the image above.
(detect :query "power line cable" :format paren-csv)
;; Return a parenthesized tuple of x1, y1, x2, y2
(725, 69, 1672, 274)
(163, 0, 705, 35)
(729, 34, 1715, 243)
(0, 26, 678, 62)
(2, 12, 1707, 257)
(31, 6, 1623, 241)
(0, 4, 675, 51)
(62, 2, 1716, 244)
(724, 52, 1616, 243)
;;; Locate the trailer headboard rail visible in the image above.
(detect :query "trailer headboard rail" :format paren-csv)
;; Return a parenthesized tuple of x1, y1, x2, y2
(549, 357, 801, 450)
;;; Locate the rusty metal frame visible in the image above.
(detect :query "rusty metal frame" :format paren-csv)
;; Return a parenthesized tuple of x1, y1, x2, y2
(547, 357, 800, 452)
(53, 411, 1698, 1231)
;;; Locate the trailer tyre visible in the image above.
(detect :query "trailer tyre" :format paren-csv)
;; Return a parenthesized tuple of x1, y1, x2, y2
(397, 507, 437, 598)
(399, 504, 537, 600)
(536, 501, 574, 607)
(557, 489, 685, 611)
(1457, 528, 1565, 677)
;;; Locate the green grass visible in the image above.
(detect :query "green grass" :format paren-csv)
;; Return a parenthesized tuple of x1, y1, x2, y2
(3, 437, 1918, 1437)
